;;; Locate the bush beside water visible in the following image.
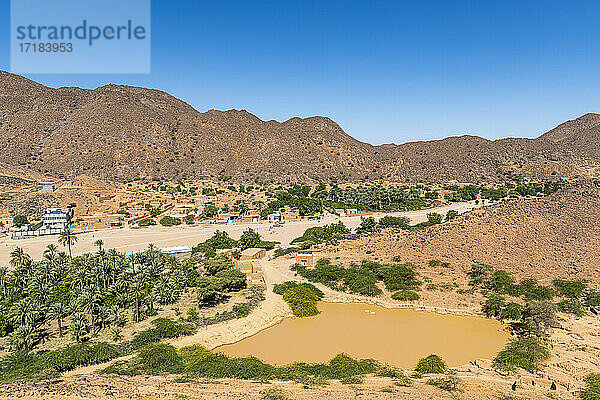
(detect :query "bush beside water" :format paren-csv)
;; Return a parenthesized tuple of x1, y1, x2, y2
(101, 345, 403, 385)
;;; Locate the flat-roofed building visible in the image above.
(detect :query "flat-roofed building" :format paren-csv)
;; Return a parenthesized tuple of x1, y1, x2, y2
(296, 250, 314, 267)
(160, 245, 192, 258)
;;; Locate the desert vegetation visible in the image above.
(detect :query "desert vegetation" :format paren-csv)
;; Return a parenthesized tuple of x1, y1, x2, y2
(273, 281, 324, 317)
(290, 258, 421, 299)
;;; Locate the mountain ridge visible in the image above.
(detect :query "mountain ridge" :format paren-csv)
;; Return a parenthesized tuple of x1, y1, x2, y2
(1, 71, 599, 183)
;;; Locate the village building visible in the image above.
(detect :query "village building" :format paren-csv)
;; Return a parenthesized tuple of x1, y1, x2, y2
(70, 213, 123, 232)
(12, 208, 73, 239)
(160, 245, 192, 258)
(296, 250, 314, 267)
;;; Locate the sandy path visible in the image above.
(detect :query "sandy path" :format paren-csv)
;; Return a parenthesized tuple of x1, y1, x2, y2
(0, 201, 480, 264)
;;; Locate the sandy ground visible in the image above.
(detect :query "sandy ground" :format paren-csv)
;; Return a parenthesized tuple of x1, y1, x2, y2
(0, 201, 480, 264)
(0, 374, 560, 400)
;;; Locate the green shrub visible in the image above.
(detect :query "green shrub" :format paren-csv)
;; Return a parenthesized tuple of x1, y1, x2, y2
(137, 343, 182, 373)
(131, 329, 161, 350)
(585, 290, 600, 307)
(182, 347, 275, 380)
(47, 342, 120, 372)
(273, 247, 299, 258)
(499, 302, 523, 320)
(159, 216, 182, 226)
(232, 303, 252, 318)
(326, 353, 378, 379)
(341, 375, 364, 384)
(556, 299, 585, 316)
(383, 264, 421, 291)
(520, 279, 554, 301)
(283, 286, 321, 317)
(552, 279, 587, 299)
(151, 318, 195, 338)
(493, 337, 549, 373)
(262, 387, 288, 400)
(415, 354, 446, 374)
(391, 290, 420, 301)
(581, 373, 600, 400)
(343, 267, 382, 296)
(426, 376, 463, 392)
(186, 308, 200, 322)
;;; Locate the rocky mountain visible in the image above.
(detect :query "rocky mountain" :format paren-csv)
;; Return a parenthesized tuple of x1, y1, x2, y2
(1, 71, 599, 183)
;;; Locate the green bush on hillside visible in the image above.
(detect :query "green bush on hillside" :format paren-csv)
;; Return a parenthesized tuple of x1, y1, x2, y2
(581, 373, 600, 400)
(136, 343, 182, 373)
(391, 290, 420, 301)
(493, 337, 549, 373)
(556, 299, 585, 316)
(415, 354, 446, 374)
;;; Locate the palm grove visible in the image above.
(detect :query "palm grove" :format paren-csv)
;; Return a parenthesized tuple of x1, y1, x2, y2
(0, 229, 249, 353)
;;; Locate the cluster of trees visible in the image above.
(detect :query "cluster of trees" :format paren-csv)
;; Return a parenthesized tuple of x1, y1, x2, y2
(291, 259, 421, 299)
(0, 243, 197, 351)
(194, 255, 247, 307)
(443, 180, 564, 203)
(259, 184, 323, 218)
(467, 263, 597, 374)
(356, 210, 458, 235)
(192, 229, 279, 258)
(291, 222, 350, 245)
(273, 281, 324, 317)
(0, 235, 256, 353)
(316, 183, 430, 211)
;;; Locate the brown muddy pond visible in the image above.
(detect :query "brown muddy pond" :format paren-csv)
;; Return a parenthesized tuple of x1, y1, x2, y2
(216, 302, 509, 368)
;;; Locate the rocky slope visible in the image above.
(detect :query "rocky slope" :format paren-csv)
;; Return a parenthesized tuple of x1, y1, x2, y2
(1, 71, 599, 183)
(331, 180, 600, 284)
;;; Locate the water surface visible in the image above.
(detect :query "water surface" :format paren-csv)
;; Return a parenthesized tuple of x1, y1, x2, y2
(216, 302, 509, 368)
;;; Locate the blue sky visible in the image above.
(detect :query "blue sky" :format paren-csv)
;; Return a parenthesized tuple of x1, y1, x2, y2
(1, 0, 599, 144)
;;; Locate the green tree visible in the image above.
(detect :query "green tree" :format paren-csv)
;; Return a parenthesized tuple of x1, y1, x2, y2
(12, 215, 29, 228)
(356, 217, 377, 234)
(58, 227, 78, 258)
(69, 313, 89, 343)
(522, 301, 557, 337)
(483, 294, 506, 318)
(493, 336, 549, 373)
(94, 239, 104, 251)
(203, 204, 219, 217)
(239, 228, 261, 249)
(48, 302, 70, 337)
(204, 255, 234, 275)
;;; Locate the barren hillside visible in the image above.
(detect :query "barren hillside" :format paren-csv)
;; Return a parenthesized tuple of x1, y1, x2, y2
(331, 180, 600, 284)
(1, 71, 599, 183)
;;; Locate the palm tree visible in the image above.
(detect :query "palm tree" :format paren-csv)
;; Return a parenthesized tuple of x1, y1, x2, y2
(48, 302, 70, 336)
(7, 324, 39, 351)
(94, 239, 104, 251)
(69, 313, 88, 343)
(43, 244, 59, 264)
(10, 247, 30, 269)
(58, 227, 78, 258)
(0, 266, 8, 298)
